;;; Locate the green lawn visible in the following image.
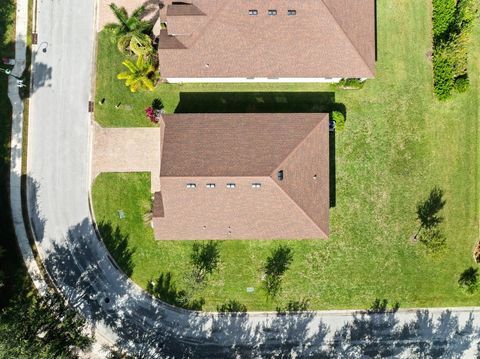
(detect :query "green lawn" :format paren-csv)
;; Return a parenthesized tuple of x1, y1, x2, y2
(93, 0, 480, 311)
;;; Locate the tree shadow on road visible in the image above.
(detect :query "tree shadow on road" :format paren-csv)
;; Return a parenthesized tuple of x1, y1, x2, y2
(38, 218, 480, 358)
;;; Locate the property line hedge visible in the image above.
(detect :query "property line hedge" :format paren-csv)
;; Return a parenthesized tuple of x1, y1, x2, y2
(432, 0, 478, 100)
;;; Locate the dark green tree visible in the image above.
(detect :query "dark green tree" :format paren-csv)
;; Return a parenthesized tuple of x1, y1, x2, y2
(190, 241, 220, 282)
(0, 291, 93, 358)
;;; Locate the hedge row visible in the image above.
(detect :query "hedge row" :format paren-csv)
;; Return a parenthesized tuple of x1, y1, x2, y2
(432, 0, 478, 100)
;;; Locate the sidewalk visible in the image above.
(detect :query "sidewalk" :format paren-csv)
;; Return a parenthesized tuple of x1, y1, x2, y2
(8, 0, 48, 296)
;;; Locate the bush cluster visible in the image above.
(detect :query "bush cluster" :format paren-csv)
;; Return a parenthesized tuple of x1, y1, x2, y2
(336, 78, 365, 89)
(432, 0, 478, 100)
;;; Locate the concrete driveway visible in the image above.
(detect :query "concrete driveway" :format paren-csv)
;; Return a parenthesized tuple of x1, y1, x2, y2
(92, 123, 160, 192)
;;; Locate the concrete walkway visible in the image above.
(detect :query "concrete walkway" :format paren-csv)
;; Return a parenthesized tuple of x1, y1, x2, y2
(92, 122, 161, 192)
(8, 0, 48, 296)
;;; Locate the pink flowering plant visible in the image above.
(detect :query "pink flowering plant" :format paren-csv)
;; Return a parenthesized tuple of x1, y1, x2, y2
(145, 106, 159, 123)
(145, 98, 164, 124)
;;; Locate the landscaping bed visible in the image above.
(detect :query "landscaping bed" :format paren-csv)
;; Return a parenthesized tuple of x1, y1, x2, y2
(92, 0, 480, 311)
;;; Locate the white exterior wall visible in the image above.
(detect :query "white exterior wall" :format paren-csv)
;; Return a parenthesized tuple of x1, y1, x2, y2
(165, 77, 343, 83)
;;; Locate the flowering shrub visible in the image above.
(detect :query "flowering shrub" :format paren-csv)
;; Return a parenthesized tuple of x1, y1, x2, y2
(145, 106, 160, 124)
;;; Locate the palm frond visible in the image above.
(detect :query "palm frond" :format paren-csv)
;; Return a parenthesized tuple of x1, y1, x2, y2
(109, 3, 129, 28)
(121, 59, 138, 73)
(117, 72, 130, 80)
(131, 5, 146, 20)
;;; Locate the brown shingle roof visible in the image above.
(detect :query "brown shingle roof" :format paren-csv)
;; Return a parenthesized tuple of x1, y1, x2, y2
(160, 113, 323, 177)
(153, 113, 329, 240)
(158, 0, 375, 79)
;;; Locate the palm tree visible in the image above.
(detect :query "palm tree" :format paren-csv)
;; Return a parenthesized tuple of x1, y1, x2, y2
(105, 3, 154, 57)
(117, 56, 159, 92)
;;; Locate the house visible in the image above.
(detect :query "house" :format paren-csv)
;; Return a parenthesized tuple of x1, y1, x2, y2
(153, 113, 330, 240)
(158, 0, 376, 83)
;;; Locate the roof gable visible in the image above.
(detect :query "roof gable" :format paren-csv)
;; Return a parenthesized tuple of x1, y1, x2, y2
(159, 0, 376, 78)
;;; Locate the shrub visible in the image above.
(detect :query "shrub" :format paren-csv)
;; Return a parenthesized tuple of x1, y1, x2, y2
(152, 98, 164, 111)
(458, 267, 478, 294)
(418, 227, 447, 254)
(431, 0, 478, 100)
(432, 0, 457, 40)
(432, 48, 455, 100)
(217, 300, 247, 313)
(454, 75, 470, 93)
(332, 111, 345, 131)
(336, 78, 365, 89)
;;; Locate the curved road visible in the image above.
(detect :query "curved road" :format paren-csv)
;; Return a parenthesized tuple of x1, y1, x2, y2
(25, 0, 480, 358)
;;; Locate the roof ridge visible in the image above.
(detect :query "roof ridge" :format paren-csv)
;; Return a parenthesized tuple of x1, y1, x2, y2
(319, 0, 375, 76)
(270, 114, 327, 176)
(270, 178, 327, 237)
(269, 114, 328, 232)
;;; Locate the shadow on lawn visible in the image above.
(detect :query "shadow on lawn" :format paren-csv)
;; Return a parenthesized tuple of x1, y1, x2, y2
(175, 91, 342, 114)
(97, 221, 136, 277)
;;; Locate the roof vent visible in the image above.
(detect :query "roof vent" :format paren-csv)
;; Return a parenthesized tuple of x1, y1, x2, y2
(251, 183, 261, 188)
(268, 10, 277, 16)
(206, 183, 216, 188)
(287, 9, 297, 16)
(186, 183, 196, 189)
(226, 183, 236, 189)
(249, 9, 258, 16)
(277, 170, 284, 181)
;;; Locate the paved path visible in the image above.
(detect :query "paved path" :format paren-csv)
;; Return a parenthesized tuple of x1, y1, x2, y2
(18, 0, 480, 358)
(8, 0, 48, 296)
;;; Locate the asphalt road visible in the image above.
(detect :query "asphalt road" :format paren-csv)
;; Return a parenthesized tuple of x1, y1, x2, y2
(25, 0, 480, 358)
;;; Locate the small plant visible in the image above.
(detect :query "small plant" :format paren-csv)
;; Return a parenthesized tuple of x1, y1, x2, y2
(217, 300, 247, 313)
(152, 98, 164, 111)
(276, 298, 310, 314)
(145, 107, 159, 123)
(332, 111, 345, 131)
(458, 267, 478, 294)
(117, 56, 159, 93)
(336, 78, 365, 89)
(418, 227, 447, 254)
(454, 75, 470, 93)
(190, 241, 221, 283)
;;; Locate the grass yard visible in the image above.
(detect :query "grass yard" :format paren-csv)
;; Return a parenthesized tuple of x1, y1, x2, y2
(93, 0, 480, 311)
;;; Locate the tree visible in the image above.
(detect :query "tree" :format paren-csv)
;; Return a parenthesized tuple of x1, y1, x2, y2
(418, 227, 447, 254)
(117, 56, 159, 92)
(414, 187, 446, 239)
(190, 241, 220, 282)
(0, 291, 93, 358)
(458, 267, 478, 294)
(105, 4, 154, 57)
(263, 245, 293, 298)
